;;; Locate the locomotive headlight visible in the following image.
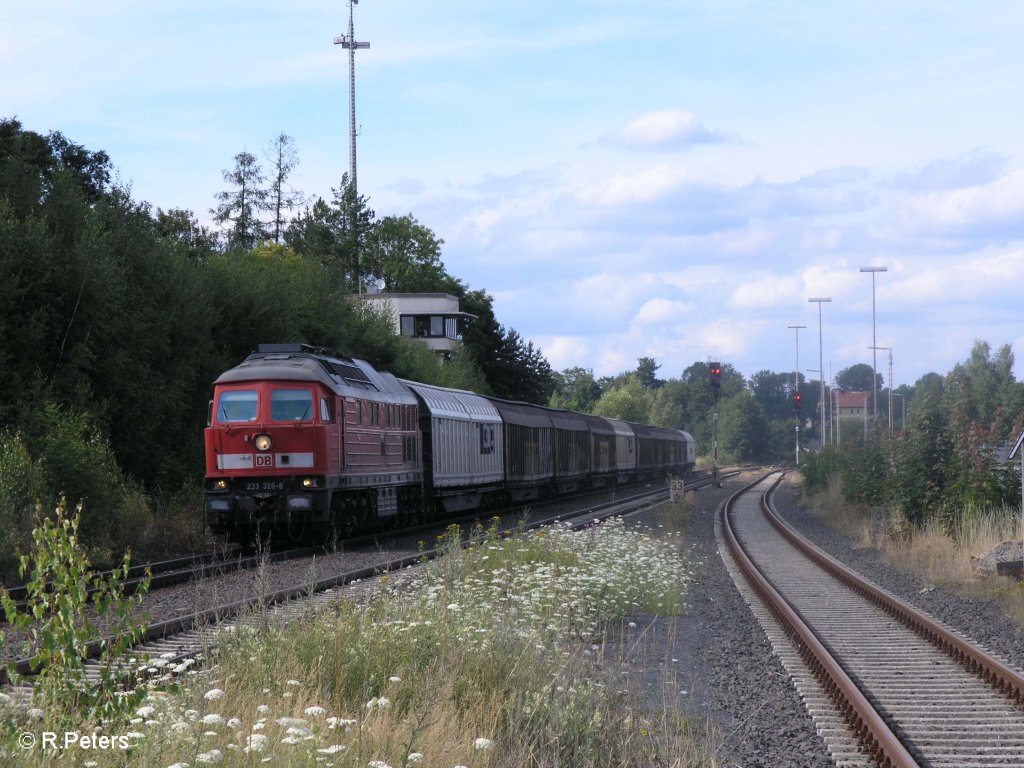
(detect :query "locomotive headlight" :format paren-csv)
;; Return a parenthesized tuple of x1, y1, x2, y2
(254, 434, 272, 451)
(214, 479, 228, 491)
(301, 477, 320, 489)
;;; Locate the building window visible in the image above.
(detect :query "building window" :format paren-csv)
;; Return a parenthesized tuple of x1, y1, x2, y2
(401, 315, 449, 338)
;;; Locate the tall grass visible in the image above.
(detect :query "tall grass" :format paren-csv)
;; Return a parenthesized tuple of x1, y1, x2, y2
(2, 513, 719, 767)
(806, 473, 1024, 623)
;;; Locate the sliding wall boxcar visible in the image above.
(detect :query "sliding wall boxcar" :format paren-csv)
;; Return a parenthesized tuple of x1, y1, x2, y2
(486, 398, 554, 502)
(579, 414, 617, 488)
(546, 408, 592, 494)
(402, 381, 504, 513)
(603, 417, 638, 484)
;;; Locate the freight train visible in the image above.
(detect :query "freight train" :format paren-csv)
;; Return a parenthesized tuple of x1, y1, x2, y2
(203, 344, 695, 544)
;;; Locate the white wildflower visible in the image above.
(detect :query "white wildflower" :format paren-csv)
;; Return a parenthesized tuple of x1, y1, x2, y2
(204, 688, 224, 701)
(256, 704, 272, 717)
(318, 745, 347, 755)
(195, 748, 223, 764)
(136, 705, 156, 718)
(368, 761, 392, 768)
(474, 737, 495, 751)
(388, 675, 402, 683)
(245, 734, 270, 753)
(286, 679, 302, 687)
(201, 713, 224, 726)
(407, 753, 424, 764)
(304, 705, 326, 718)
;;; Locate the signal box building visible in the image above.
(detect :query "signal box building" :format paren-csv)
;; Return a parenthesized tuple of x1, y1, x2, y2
(356, 293, 476, 363)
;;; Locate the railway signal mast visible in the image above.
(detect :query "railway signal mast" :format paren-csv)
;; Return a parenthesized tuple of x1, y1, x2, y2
(335, 0, 370, 193)
(709, 362, 722, 487)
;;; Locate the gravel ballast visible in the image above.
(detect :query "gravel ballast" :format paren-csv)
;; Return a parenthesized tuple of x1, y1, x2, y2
(624, 471, 1024, 767)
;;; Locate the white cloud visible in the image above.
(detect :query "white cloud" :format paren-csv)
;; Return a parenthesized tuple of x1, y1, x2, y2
(539, 336, 592, 371)
(604, 109, 730, 151)
(633, 298, 691, 326)
(730, 273, 803, 310)
(895, 171, 1024, 235)
(576, 165, 689, 207)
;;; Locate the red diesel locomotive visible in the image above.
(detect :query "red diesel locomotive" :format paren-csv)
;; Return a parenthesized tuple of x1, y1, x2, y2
(204, 344, 696, 544)
(204, 344, 423, 543)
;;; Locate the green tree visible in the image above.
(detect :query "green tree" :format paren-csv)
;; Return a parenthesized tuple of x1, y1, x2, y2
(265, 133, 304, 243)
(718, 390, 769, 461)
(749, 369, 794, 421)
(154, 207, 218, 260)
(362, 214, 447, 292)
(593, 378, 653, 423)
(835, 363, 880, 392)
(212, 150, 269, 250)
(549, 367, 602, 412)
(635, 357, 662, 390)
(649, 381, 686, 429)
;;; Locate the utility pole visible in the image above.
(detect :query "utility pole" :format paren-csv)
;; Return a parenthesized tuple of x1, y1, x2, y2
(860, 266, 887, 421)
(335, 0, 370, 193)
(788, 325, 806, 465)
(809, 297, 832, 446)
(871, 346, 894, 432)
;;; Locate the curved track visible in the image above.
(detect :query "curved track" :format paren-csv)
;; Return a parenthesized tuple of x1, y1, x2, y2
(720, 473, 1024, 767)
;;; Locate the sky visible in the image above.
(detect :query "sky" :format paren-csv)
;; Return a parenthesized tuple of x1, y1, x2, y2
(4, 1, 1024, 389)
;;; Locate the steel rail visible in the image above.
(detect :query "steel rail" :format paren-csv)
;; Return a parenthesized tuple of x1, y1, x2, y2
(760, 483, 1024, 704)
(2, 477, 696, 688)
(721, 473, 920, 768)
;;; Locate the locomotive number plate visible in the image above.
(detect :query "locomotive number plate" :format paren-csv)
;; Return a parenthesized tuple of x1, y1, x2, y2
(245, 481, 285, 492)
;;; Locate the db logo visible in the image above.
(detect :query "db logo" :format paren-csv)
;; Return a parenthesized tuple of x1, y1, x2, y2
(254, 454, 275, 468)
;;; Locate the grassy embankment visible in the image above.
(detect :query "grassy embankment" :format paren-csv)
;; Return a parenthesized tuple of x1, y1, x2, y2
(2, 504, 723, 767)
(804, 474, 1024, 624)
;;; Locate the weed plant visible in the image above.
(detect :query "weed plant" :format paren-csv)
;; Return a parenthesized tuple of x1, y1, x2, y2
(1, 515, 712, 767)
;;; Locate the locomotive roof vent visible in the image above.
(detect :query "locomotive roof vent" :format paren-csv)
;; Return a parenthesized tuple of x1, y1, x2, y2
(257, 343, 328, 355)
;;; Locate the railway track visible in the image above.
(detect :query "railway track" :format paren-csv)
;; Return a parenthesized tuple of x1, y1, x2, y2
(3, 473, 718, 690)
(720, 472, 1024, 767)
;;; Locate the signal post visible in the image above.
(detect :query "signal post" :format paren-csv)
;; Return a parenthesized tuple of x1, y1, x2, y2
(709, 362, 721, 487)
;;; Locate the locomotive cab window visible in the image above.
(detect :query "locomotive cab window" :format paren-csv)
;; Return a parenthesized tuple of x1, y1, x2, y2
(217, 390, 258, 423)
(320, 397, 334, 423)
(271, 388, 313, 421)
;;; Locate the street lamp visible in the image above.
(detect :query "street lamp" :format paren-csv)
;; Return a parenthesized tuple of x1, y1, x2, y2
(808, 297, 832, 446)
(860, 266, 887, 420)
(788, 324, 806, 464)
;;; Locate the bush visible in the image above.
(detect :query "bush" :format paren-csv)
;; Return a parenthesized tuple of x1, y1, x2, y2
(6, 402, 166, 569)
(0, 432, 45, 581)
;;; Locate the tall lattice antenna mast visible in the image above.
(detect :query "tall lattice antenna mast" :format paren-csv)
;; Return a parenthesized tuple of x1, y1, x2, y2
(334, 0, 369, 193)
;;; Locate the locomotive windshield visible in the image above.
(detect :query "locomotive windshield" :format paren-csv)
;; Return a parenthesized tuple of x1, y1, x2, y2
(272, 388, 314, 422)
(217, 390, 258, 423)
